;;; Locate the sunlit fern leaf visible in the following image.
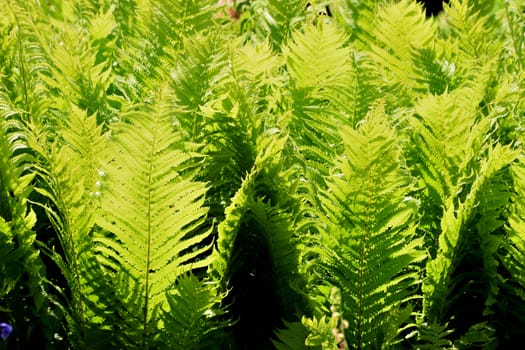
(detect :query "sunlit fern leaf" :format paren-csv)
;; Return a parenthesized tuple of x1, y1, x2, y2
(25, 107, 110, 347)
(195, 38, 284, 221)
(411, 47, 461, 95)
(284, 22, 352, 101)
(332, 0, 378, 45)
(444, 0, 501, 61)
(212, 129, 290, 278)
(169, 34, 228, 142)
(500, 0, 525, 71)
(366, 0, 436, 100)
(406, 87, 490, 256)
(161, 273, 230, 349)
(494, 157, 525, 342)
(505, 159, 525, 294)
(283, 22, 353, 188)
(3, 1, 51, 120)
(38, 8, 117, 124)
(94, 86, 214, 347)
(423, 144, 518, 327)
(121, 0, 218, 91)
(313, 104, 426, 348)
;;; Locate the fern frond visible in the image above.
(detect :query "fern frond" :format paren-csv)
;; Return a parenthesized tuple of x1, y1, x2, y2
(3, 0, 51, 120)
(443, 0, 501, 61)
(0, 112, 54, 347)
(211, 130, 309, 349)
(283, 22, 353, 187)
(423, 144, 518, 325)
(367, 0, 436, 99)
(161, 274, 230, 349)
(169, 34, 229, 142)
(491, 157, 525, 343)
(94, 86, 213, 347)
(505, 158, 525, 295)
(312, 104, 426, 348)
(26, 106, 109, 348)
(38, 6, 117, 124)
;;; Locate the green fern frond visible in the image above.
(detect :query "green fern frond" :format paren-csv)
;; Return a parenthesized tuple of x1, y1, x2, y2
(169, 34, 229, 142)
(283, 22, 353, 186)
(26, 106, 108, 348)
(38, 7, 117, 124)
(284, 22, 352, 102)
(366, 0, 435, 98)
(120, 0, 219, 90)
(409, 87, 488, 203)
(161, 273, 230, 349)
(94, 86, 213, 347)
(423, 144, 518, 325)
(491, 157, 525, 343)
(443, 0, 501, 61)
(3, 0, 51, 120)
(505, 159, 525, 294)
(0, 113, 54, 346)
(312, 104, 426, 348)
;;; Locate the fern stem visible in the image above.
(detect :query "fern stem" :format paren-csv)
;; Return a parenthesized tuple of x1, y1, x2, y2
(357, 169, 373, 349)
(142, 112, 158, 350)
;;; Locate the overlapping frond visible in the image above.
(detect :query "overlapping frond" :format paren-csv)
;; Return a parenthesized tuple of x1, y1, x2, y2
(309, 105, 426, 348)
(423, 145, 518, 336)
(94, 86, 213, 347)
(161, 274, 230, 349)
(283, 22, 353, 187)
(169, 34, 228, 142)
(243, 0, 306, 46)
(26, 106, 109, 348)
(0, 109, 53, 347)
(367, 0, 436, 100)
(3, 0, 50, 120)
(494, 158, 525, 342)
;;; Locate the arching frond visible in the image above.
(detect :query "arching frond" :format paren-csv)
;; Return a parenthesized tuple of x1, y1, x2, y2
(311, 105, 426, 348)
(367, 0, 436, 99)
(161, 274, 230, 350)
(94, 86, 214, 347)
(495, 158, 525, 343)
(283, 22, 353, 187)
(26, 105, 110, 348)
(0, 108, 52, 348)
(423, 144, 518, 327)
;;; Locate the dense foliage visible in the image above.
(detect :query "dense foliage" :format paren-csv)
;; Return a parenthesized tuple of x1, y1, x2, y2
(1, 0, 525, 349)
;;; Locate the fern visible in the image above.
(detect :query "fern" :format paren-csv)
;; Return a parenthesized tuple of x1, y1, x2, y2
(283, 21, 354, 193)
(493, 158, 525, 344)
(2, 0, 51, 121)
(0, 109, 53, 348)
(94, 86, 214, 347)
(26, 106, 109, 348)
(422, 145, 518, 342)
(241, 0, 307, 46)
(161, 274, 230, 349)
(309, 105, 426, 348)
